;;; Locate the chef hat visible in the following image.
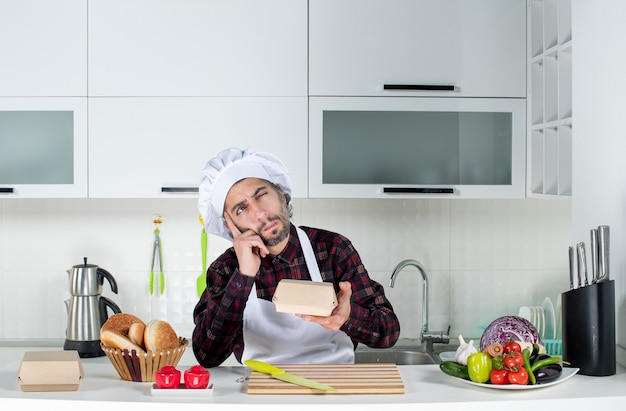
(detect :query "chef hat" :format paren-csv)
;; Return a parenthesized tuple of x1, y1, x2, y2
(198, 147, 292, 240)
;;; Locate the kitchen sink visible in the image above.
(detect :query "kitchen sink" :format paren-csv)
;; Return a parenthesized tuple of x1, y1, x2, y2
(354, 349, 438, 365)
(354, 339, 459, 365)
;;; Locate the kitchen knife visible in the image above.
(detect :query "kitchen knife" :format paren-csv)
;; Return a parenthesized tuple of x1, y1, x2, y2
(568, 246, 575, 289)
(590, 229, 598, 284)
(597, 225, 610, 282)
(576, 242, 588, 287)
(244, 360, 335, 391)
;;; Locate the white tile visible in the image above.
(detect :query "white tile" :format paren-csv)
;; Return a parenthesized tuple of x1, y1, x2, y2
(0, 197, 572, 340)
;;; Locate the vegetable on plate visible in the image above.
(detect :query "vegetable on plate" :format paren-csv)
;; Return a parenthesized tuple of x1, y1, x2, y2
(467, 352, 492, 383)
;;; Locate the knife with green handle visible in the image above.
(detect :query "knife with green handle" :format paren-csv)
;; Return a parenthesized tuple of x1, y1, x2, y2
(244, 360, 335, 391)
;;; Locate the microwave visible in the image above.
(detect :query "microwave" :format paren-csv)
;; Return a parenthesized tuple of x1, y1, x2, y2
(308, 97, 526, 199)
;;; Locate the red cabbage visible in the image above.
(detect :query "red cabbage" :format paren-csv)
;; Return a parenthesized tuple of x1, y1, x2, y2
(479, 315, 542, 351)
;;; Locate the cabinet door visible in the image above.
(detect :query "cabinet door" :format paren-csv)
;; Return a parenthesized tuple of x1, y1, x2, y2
(88, 0, 307, 97)
(0, 98, 88, 198)
(309, 0, 526, 98)
(88, 97, 308, 198)
(309, 97, 526, 199)
(0, 0, 87, 97)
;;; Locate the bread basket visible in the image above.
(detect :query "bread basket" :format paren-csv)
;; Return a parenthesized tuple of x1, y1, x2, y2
(101, 337, 188, 382)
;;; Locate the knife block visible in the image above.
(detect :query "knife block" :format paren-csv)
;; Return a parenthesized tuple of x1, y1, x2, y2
(561, 280, 616, 376)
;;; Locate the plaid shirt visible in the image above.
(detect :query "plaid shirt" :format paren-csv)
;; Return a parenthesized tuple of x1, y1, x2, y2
(192, 224, 400, 367)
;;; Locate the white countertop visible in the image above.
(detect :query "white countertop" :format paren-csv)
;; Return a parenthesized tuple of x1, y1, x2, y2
(1, 345, 625, 411)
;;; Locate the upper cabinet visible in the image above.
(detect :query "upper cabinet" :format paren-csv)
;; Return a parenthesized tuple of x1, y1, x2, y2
(88, 0, 307, 97)
(309, 97, 526, 199)
(309, 0, 527, 98)
(527, 0, 572, 198)
(0, 97, 88, 198)
(0, 0, 87, 198)
(0, 0, 87, 97)
(88, 97, 308, 198)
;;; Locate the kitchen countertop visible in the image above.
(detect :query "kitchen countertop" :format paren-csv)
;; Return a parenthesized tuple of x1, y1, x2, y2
(1, 345, 625, 411)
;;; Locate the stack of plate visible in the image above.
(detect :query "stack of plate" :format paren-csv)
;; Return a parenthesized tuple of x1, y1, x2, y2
(518, 297, 556, 340)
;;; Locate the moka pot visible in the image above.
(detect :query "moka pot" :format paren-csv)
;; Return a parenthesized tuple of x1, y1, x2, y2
(64, 257, 122, 358)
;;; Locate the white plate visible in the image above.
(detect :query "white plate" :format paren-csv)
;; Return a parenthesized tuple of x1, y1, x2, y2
(555, 294, 562, 339)
(543, 297, 556, 339)
(448, 368, 579, 390)
(151, 383, 214, 397)
(439, 351, 456, 362)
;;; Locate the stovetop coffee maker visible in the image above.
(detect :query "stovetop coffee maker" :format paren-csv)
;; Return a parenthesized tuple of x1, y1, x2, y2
(64, 257, 122, 357)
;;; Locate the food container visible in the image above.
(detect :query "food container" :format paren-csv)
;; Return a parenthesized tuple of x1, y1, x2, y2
(17, 350, 84, 392)
(272, 279, 338, 316)
(101, 337, 188, 382)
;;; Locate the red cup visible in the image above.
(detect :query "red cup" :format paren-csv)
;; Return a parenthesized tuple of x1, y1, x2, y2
(184, 365, 210, 389)
(154, 365, 181, 389)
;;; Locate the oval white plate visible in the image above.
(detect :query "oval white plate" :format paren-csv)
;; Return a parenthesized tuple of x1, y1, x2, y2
(447, 367, 579, 390)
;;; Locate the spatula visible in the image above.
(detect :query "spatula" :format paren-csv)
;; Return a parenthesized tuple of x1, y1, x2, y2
(196, 215, 207, 297)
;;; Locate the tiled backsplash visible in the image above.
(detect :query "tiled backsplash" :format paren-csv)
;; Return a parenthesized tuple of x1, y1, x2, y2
(0, 198, 571, 342)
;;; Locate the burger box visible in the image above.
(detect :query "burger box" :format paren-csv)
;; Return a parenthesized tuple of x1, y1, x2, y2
(17, 350, 84, 392)
(272, 279, 338, 317)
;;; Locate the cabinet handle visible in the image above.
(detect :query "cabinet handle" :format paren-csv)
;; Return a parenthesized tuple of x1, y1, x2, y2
(0, 187, 14, 194)
(384, 187, 455, 194)
(383, 84, 455, 91)
(161, 187, 199, 193)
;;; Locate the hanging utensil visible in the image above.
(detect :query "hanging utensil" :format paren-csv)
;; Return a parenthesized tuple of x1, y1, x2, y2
(196, 215, 208, 297)
(150, 214, 165, 295)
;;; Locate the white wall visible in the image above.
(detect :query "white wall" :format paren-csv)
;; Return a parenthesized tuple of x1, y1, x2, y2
(0, 197, 571, 344)
(572, 0, 626, 363)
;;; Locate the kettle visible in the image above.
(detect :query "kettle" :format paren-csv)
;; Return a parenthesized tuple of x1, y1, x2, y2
(64, 257, 122, 358)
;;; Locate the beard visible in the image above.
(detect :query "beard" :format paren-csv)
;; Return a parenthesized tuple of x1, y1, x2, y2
(259, 212, 291, 247)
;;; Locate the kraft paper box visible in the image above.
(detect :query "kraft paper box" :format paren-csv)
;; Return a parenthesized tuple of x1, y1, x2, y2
(272, 279, 338, 317)
(17, 350, 84, 392)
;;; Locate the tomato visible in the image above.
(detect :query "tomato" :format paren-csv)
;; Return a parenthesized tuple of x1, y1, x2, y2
(502, 341, 522, 354)
(467, 352, 492, 383)
(503, 352, 525, 370)
(508, 367, 529, 385)
(489, 368, 509, 385)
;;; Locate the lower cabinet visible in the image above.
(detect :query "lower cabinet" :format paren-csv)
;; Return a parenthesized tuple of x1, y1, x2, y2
(88, 97, 308, 198)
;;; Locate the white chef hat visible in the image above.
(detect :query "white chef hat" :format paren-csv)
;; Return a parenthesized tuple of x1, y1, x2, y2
(198, 147, 292, 240)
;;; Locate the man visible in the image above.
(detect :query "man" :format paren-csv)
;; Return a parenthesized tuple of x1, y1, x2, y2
(192, 147, 399, 367)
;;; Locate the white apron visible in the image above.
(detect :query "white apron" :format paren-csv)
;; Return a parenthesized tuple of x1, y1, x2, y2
(241, 227, 354, 364)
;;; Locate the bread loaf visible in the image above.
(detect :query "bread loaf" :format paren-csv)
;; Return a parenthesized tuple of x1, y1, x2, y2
(143, 320, 179, 352)
(101, 313, 145, 338)
(100, 329, 146, 353)
(128, 322, 145, 347)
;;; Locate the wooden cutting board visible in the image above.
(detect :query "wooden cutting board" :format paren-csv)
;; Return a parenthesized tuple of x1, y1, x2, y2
(247, 363, 404, 394)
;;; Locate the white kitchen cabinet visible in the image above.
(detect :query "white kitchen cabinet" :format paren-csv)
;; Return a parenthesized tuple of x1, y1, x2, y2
(88, 97, 308, 198)
(309, 97, 526, 199)
(527, 0, 572, 198)
(0, 0, 87, 97)
(88, 0, 307, 97)
(309, 0, 526, 98)
(0, 98, 88, 198)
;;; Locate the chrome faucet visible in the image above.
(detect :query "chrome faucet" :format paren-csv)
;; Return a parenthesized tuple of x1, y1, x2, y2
(389, 259, 450, 352)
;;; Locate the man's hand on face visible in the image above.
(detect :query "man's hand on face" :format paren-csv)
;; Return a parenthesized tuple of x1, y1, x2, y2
(224, 212, 269, 277)
(297, 281, 352, 332)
